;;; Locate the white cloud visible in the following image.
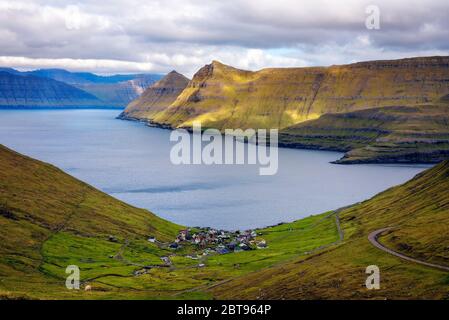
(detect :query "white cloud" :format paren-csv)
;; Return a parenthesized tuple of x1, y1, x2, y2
(0, 0, 448, 75)
(0, 56, 154, 74)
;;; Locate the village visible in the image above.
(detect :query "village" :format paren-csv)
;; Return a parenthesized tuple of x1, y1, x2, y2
(123, 228, 270, 276)
(149, 227, 268, 257)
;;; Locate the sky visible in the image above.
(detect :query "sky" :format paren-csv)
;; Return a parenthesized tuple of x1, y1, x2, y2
(0, 0, 448, 77)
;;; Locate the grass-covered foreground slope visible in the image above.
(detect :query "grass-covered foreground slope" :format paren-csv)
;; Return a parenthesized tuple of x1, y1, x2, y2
(279, 104, 449, 164)
(119, 71, 190, 121)
(210, 161, 449, 299)
(0, 144, 341, 299)
(150, 56, 449, 130)
(0, 144, 181, 299)
(1, 144, 448, 300)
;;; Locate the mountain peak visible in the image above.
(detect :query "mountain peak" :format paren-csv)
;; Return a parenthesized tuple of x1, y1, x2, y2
(211, 60, 225, 66)
(122, 70, 189, 118)
(160, 70, 189, 84)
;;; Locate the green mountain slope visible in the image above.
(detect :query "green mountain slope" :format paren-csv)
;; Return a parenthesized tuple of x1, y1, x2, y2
(279, 104, 449, 164)
(1, 144, 448, 299)
(149, 56, 449, 130)
(210, 161, 449, 299)
(119, 71, 189, 120)
(0, 144, 181, 299)
(0, 145, 341, 299)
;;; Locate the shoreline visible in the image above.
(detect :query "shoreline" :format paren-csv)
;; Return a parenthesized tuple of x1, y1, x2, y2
(116, 113, 444, 166)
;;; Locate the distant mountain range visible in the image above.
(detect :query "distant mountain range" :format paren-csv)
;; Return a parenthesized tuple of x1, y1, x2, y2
(0, 71, 100, 107)
(0, 68, 163, 107)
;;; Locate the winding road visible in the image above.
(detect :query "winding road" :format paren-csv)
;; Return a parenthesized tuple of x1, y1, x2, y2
(368, 228, 449, 272)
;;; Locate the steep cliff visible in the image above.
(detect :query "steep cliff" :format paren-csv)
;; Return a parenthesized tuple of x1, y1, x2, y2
(0, 68, 163, 107)
(151, 56, 449, 130)
(0, 71, 101, 107)
(119, 70, 190, 120)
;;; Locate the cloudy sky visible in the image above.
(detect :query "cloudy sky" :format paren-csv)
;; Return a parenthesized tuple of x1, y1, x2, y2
(0, 0, 448, 76)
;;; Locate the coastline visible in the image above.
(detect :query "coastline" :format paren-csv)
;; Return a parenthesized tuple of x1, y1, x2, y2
(116, 113, 446, 166)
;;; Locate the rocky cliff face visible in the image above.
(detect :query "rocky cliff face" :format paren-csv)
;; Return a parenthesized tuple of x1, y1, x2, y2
(150, 56, 449, 130)
(0, 71, 101, 107)
(120, 71, 190, 120)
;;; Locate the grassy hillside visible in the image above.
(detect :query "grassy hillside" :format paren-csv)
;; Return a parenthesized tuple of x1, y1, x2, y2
(0, 144, 181, 299)
(119, 71, 189, 120)
(279, 104, 449, 164)
(210, 161, 449, 299)
(0, 145, 341, 299)
(150, 56, 449, 130)
(1, 144, 448, 299)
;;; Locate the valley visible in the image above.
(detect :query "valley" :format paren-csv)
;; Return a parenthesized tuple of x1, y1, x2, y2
(1, 143, 448, 299)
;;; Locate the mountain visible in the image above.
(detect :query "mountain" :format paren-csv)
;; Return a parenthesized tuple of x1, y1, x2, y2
(0, 71, 101, 107)
(0, 144, 180, 299)
(147, 56, 449, 130)
(119, 70, 190, 120)
(211, 160, 449, 299)
(0, 68, 163, 107)
(0, 67, 22, 75)
(27, 69, 163, 106)
(27, 68, 161, 85)
(279, 104, 449, 164)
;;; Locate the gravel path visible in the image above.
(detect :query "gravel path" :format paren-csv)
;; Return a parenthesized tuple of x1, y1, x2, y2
(368, 228, 449, 272)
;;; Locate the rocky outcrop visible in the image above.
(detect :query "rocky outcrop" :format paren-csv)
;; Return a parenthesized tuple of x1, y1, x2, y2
(119, 70, 189, 120)
(0, 71, 101, 107)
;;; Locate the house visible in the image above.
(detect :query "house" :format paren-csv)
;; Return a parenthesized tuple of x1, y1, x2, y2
(227, 241, 237, 251)
(178, 229, 191, 241)
(257, 240, 267, 249)
(217, 247, 230, 255)
(148, 236, 156, 243)
(169, 243, 179, 249)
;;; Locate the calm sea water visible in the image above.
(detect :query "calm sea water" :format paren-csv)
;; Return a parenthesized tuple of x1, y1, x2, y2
(0, 109, 430, 230)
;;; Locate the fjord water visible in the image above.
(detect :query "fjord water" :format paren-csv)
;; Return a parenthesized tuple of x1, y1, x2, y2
(0, 109, 429, 230)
